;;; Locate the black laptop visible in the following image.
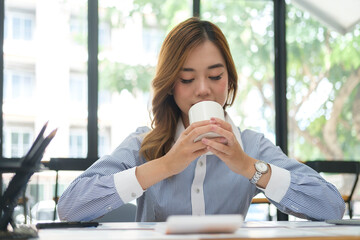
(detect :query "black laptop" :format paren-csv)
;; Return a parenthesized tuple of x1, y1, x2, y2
(0, 122, 56, 238)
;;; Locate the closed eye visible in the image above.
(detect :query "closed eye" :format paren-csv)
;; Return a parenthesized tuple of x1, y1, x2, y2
(180, 78, 194, 84)
(209, 73, 223, 80)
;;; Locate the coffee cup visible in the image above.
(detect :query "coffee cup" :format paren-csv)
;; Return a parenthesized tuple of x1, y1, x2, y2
(188, 101, 225, 142)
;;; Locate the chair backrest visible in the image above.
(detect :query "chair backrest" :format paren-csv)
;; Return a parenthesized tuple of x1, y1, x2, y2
(96, 203, 137, 222)
(305, 160, 360, 201)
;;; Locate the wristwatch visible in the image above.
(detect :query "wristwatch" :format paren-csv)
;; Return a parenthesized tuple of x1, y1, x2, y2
(250, 160, 269, 184)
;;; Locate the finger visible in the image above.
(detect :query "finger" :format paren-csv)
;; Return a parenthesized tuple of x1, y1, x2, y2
(194, 147, 210, 156)
(192, 140, 209, 152)
(183, 120, 211, 135)
(187, 124, 215, 142)
(211, 137, 228, 145)
(202, 138, 230, 155)
(210, 117, 232, 131)
(207, 124, 235, 145)
(205, 145, 225, 158)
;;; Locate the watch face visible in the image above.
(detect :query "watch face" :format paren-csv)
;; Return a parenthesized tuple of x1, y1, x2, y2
(256, 161, 268, 173)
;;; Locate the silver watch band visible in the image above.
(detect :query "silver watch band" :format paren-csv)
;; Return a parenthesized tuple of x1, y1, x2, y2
(250, 171, 262, 184)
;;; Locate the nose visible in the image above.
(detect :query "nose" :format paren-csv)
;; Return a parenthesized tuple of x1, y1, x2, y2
(195, 78, 211, 97)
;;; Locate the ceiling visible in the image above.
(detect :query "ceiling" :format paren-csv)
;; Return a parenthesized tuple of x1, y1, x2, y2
(292, 0, 360, 34)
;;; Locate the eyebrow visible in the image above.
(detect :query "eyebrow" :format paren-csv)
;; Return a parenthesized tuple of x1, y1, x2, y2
(181, 63, 225, 72)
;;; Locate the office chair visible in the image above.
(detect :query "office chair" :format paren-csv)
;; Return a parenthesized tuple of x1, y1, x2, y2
(305, 160, 360, 219)
(96, 203, 137, 222)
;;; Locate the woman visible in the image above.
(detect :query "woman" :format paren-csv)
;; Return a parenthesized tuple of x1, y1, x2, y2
(58, 17, 345, 222)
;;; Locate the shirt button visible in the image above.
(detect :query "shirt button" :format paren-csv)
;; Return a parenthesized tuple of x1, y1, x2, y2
(131, 192, 137, 198)
(195, 188, 200, 193)
(107, 206, 112, 211)
(199, 161, 203, 166)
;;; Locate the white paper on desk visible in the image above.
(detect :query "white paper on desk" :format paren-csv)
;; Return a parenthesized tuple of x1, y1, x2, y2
(157, 214, 243, 234)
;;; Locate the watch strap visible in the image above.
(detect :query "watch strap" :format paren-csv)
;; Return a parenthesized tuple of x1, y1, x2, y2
(250, 161, 268, 184)
(250, 171, 262, 184)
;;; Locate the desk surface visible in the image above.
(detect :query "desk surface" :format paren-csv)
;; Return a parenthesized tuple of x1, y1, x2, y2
(36, 221, 360, 240)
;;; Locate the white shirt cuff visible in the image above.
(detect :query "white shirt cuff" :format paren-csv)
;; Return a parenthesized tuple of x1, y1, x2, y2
(113, 167, 144, 203)
(259, 164, 290, 203)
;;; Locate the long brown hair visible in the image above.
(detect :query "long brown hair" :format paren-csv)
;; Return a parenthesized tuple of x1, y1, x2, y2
(140, 17, 238, 161)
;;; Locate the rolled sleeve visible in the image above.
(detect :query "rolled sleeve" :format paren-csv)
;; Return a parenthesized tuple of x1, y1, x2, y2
(114, 167, 144, 203)
(260, 164, 291, 202)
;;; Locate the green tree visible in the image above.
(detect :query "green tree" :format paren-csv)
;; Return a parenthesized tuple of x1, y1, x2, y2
(99, 60, 154, 95)
(286, 5, 360, 161)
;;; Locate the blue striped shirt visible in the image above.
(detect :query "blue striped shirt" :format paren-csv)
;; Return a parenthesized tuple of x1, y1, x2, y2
(58, 117, 345, 222)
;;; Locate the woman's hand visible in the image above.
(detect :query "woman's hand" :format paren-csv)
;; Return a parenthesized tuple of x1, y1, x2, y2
(163, 120, 216, 175)
(137, 120, 222, 190)
(200, 118, 256, 179)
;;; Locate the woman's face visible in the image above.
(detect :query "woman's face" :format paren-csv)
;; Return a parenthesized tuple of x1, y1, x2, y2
(173, 40, 229, 128)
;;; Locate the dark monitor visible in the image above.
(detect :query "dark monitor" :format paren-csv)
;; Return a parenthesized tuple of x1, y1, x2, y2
(0, 122, 57, 231)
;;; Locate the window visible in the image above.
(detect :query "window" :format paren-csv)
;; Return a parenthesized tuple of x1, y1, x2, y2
(69, 74, 87, 105)
(69, 128, 87, 158)
(70, 16, 87, 47)
(286, 3, 360, 161)
(4, 70, 35, 101)
(98, 0, 191, 153)
(99, 22, 111, 47)
(3, 127, 33, 158)
(99, 128, 110, 157)
(201, 0, 275, 142)
(286, 1, 360, 217)
(4, 11, 34, 41)
(4, 0, 88, 161)
(99, 89, 111, 106)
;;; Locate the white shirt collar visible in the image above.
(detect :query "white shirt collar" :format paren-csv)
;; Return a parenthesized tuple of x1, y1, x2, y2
(174, 112, 244, 150)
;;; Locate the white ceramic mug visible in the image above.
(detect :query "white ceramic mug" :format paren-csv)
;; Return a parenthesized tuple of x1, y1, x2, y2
(188, 101, 225, 143)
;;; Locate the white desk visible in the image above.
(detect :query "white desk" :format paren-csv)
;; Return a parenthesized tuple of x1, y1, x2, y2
(37, 221, 360, 240)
